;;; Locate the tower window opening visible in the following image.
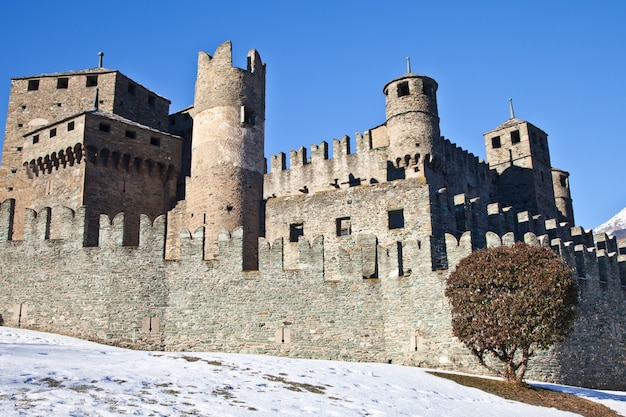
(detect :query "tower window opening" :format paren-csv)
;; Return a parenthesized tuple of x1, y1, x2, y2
(32, 135, 39, 144)
(67, 121, 75, 131)
(125, 130, 136, 139)
(27, 79, 40, 91)
(241, 106, 256, 125)
(388, 209, 405, 229)
(150, 137, 161, 146)
(99, 123, 111, 133)
(86, 75, 98, 87)
(491, 136, 501, 148)
(397, 82, 410, 97)
(511, 130, 520, 144)
(560, 175, 567, 188)
(289, 223, 304, 242)
(336, 217, 351, 236)
(49, 128, 57, 138)
(56, 78, 69, 89)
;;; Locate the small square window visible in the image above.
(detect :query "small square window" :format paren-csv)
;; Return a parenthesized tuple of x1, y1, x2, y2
(397, 82, 409, 97)
(241, 106, 256, 125)
(16, 147, 23, 152)
(148, 96, 155, 107)
(289, 223, 304, 242)
(56, 78, 69, 89)
(67, 121, 75, 131)
(491, 136, 501, 149)
(388, 209, 404, 229)
(511, 130, 520, 144)
(125, 130, 136, 139)
(127, 83, 136, 95)
(50, 128, 57, 138)
(150, 137, 160, 146)
(11, 168, 17, 174)
(99, 123, 111, 133)
(17, 123, 23, 128)
(27, 80, 39, 91)
(32, 135, 39, 144)
(86, 75, 98, 87)
(336, 217, 351, 236)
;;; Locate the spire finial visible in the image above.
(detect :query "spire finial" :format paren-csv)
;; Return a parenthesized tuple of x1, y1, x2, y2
(406, 56, 411, 74)
(508, 98, 515, 119)
(98, 52, 104, 68)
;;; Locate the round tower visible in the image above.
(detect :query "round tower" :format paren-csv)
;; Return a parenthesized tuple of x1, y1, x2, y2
(552, 167, 575, 225)
(383, 73, 441, 170)
(186, 41, 266, 269)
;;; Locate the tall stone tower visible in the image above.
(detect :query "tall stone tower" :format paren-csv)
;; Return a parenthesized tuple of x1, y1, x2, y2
(382, 72, 441, 175)
(484, 118, 557, 220)
(185, 41, 266, 269)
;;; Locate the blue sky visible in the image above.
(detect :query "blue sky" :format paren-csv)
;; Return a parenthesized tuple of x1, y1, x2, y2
(0, 0, 624, 229)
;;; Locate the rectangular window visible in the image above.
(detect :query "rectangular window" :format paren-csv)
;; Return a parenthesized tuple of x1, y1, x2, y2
(56, 78, 69, 89)
(86, 75, 98, 87)
(125, 130, 136, 139)
(388, 209, 404, 229)
(289, 223, 304, 242)
(511, 130, 520, 144)
(27, 79, 39, 91)
(336, 217, 351, 236)
(99, 123, 111, 133)
(397, 81, 409, 97)
(150, 137, 161, 146)
(49, 128, 57, 138)
(560, 175, 567, 188)
(491, 136, 501, 148)
(67, 121, 75, 131)
(241, 106, 256, 125)
(32, 135, 39, 144)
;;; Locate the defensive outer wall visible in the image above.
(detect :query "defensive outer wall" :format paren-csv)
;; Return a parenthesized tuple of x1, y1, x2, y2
(0, 199, 624, 390)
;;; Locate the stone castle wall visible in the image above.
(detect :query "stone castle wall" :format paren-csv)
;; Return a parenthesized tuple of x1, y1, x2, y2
(0, 198, 624, 389)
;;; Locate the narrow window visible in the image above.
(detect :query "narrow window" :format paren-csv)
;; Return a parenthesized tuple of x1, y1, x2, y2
(86, 75, 98, 87)
(422, 82, 432, 97)
(289, 223, 304, 242)
(27, 79, 39, 91)
(511, 130, 520, 144)
(125, 130, 136, 139)
(336, 217, 351, 236)
(56, 78, 69, 89)
(560, 175, 567, 188)
(99, 123, 111, 133)
(388, 209, 404, 229)
(148, 95, 155, 107)
(491, 136, 501, 148)
(67, 121, 75, 131)
(32, 135, 39, 144)
(150, 137, 161, 146)
(397, 81, 409, 97)
(127, 83, 136, 95)
(49, 128, 57, 138)
(241, 106, 256, 125)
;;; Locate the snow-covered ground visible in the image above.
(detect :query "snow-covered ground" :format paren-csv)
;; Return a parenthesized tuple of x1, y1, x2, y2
(0, 328, 624, 416)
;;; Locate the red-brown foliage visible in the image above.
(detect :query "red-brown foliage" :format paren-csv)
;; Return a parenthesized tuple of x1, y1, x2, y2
(445, 243, 578, 384)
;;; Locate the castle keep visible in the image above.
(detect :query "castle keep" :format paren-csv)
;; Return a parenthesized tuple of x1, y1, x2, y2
(0, 42, 624, 389)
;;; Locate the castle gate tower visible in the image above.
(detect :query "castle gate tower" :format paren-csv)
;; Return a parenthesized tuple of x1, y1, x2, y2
(382, 72, 441, 174)
(186, 41, 266, 269)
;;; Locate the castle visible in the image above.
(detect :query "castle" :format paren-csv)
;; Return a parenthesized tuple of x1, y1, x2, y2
(0, 41, 624, 389)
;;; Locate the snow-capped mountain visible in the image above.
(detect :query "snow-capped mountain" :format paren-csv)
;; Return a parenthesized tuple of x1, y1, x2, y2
(595, 206, 626, 240)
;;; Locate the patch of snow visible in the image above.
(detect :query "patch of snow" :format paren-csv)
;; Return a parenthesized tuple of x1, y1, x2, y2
(0, 327, 624, 416)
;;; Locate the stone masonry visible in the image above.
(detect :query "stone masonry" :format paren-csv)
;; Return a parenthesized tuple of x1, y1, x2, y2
(0, 41, 624, 389)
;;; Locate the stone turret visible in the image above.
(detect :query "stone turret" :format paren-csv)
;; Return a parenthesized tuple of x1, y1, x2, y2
(552, 167, 574, 225)
(382, 72, 441, 173)
(185, 41, 266, 269)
